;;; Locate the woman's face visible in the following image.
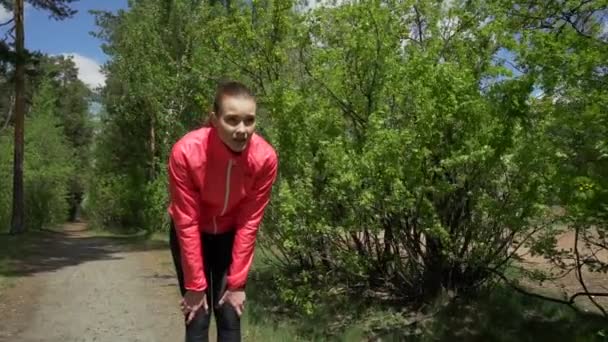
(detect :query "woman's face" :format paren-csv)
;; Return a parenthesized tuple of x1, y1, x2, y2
(212, 95, 257, 153)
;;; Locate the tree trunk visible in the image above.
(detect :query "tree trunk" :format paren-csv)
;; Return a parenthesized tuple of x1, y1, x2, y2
(10, 0, 25, 235)
(422, 236, 444, 300)
(149, 115, 156, 179)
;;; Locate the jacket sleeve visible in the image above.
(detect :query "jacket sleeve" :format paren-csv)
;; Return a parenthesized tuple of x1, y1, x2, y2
(168, 145, 207, 292)
(227, 153, 278, 289)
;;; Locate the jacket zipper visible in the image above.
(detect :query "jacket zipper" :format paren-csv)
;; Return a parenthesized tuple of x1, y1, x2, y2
(214, 159, 233, 234)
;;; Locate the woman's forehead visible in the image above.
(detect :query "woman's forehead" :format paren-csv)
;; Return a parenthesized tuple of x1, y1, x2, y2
(221, 96, 256, 114)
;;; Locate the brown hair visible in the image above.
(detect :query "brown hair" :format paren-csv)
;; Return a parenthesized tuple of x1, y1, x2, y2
(213, 80, 255, 115)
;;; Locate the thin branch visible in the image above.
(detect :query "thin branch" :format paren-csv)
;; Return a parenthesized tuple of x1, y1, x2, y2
(569, 0, 594, 14)
(365, 6, 381, 117)
(562, 14, 594, 39)
(209, 37, 266, 94)
(3, 25, 16, 42)
(1, 94, 14, 132)
(299, 46, 366, 127)
(574, 224, 608, 316)
(437, 14, 477, 63)
(0, 18, 14, 27)
(488, 221, 546, 273)
(582, 235, 608, 251)
(505, 60, 527, 75)
(510, 263, 579, 281)
(569, 291, 608, 302)
(485, 267, 608, 313)
(413, 5, 425, 46)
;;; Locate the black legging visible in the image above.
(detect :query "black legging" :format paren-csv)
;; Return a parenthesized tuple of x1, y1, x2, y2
(169, 222, 241, 342)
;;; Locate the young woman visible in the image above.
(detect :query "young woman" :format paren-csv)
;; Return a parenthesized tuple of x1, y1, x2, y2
(167, 81, 278, 342)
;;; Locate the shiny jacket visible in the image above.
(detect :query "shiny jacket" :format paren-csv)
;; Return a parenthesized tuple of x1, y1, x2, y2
(168, 126, 278, 291)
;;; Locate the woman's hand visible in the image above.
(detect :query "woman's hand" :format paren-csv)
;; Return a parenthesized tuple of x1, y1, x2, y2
(181, 290, 208, 324)
(219, 289, 246, 316)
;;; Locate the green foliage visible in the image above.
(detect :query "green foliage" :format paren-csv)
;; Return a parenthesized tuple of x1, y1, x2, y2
(1, 51, 94, 227)
(0, 131, 13, 231)
(141, 171, 170, 233)
(258, 0, 554, 303)
(0, 79, 74, 232)
(85, 173, 136, 229)
(509, 0, 608, 290)
(24, 79, 74, 230)
(246, 256, 608, 341)
(89, 0, 608, 317)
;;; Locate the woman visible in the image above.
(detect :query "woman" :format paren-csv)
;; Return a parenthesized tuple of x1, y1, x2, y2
(167, 80, 278, 342)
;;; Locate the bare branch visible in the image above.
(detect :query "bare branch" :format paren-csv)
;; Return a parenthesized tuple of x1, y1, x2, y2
(208, 37, 266, 95)
(486, 267, 608, 314)
(582, 235, 608, 251)
(574, 224, 608, 316)
(1, 94, 14, 132)
(365, 6, 382, 117)
(3, 24, 16, 42)
(299, 45, 366, 127)
(505, 60, 527, 75)
(0, 18, 14, 27)
(413, 5, 425, 46)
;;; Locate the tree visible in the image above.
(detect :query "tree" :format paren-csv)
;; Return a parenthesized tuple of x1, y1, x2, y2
(88, 0, 209, 230)
(10, 0, 26, 235)
(23, 78, 75, 230)
(505, 0, 608, 315)
(40, 55, 93, 221)
(0, 0, 77, 18)
(1, 0, 79, 234)
(88, 0, 608, 318)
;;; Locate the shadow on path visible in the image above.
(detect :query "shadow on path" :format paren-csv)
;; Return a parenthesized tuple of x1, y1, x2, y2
(0, 223, 169, 278)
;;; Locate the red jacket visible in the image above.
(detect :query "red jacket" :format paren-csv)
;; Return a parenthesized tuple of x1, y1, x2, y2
(168, 126, 278, 291)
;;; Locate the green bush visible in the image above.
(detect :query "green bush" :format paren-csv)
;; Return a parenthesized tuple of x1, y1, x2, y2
(0, 131, 13, 232)
(142, 170, 170, 232)
(85, 170, 169, 232)
(255, 2, 553, 305)
(85, 173, 132, 229)
(0, 79, 74, 231)
(89, 0, 608, 314)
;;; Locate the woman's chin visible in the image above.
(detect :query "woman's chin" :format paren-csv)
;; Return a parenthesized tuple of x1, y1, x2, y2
(229, 141, 248, 152)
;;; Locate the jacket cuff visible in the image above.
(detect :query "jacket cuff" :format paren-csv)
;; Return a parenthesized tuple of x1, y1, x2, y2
(185, 283, 207, 292)
(226, 276, 246, 290)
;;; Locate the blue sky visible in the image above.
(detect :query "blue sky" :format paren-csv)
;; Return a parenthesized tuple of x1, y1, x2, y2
(1, 1, 128, 89)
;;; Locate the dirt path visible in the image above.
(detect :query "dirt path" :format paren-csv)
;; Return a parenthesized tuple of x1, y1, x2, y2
(0, 223, 184, 342)
(518, 229, 608, 313)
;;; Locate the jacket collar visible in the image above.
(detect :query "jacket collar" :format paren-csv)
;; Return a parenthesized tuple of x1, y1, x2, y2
(207, 126, 252, 164)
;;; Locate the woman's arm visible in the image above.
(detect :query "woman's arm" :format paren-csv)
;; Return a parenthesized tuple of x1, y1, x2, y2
(227, 154, 278, 289)
(168, 145, 207, 292)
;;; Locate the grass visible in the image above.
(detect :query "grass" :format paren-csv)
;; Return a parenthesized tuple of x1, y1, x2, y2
(0, 229, 42, 291)
(241, 275, 608, 341)
(238, 251, 608, 342)
(416, 286, 608, 342)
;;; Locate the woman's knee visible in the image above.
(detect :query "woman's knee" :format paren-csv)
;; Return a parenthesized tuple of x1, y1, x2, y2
(215, 304, 241, 330)
(185, 310, 211, 341)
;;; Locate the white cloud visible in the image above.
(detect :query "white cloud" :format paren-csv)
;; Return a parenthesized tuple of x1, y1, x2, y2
(62, 53, 106, 89)
(0, 4, 12, 23)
